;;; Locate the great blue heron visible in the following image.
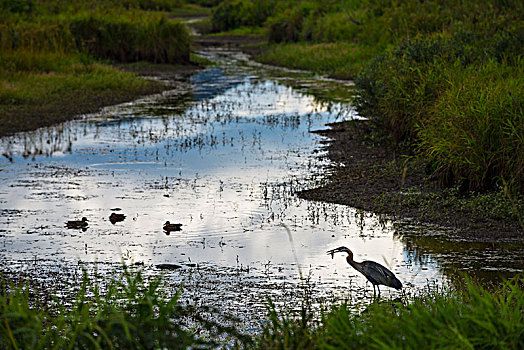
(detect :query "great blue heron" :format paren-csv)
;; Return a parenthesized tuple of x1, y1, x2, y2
(327, 246, 402, 297)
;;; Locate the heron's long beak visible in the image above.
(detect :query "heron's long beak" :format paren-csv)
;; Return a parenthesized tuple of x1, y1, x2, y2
(327, 246, 346, 259)
(326, 248, 339, 259)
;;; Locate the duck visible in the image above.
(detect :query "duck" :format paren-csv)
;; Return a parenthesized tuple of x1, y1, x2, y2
(109, 213, 126, 224)
(66, 217, 88, 229)
(163, 221, 182, 232)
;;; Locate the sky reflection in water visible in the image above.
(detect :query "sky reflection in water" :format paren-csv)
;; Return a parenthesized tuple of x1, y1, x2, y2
(1, 52, 454, 302)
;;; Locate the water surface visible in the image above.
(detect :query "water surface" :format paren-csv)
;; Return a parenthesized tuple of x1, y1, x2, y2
(0, 49, 522, 323)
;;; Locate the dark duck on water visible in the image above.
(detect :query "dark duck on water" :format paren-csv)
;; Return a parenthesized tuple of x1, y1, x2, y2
(163, 221, 182, 232)
(109, 213, 126, 224)
(65, 217, 88, 230)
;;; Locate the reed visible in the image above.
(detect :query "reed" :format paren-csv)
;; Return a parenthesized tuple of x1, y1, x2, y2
(0, 267, 250, 349)
(211, 0, 274, 32)
(417, 60, 523, 191)
(253, 276, 524, 349)
(68, 11, 190, 64)
(355, 28, 523, 191)
(0, 13, 190, 65)
(256, 42, 380, 80)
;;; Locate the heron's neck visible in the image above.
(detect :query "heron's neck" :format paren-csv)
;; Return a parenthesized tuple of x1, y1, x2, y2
(346, 253, 361, 269)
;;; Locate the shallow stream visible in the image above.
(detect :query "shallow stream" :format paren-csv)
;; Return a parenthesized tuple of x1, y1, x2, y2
(0, 49, 522, 327)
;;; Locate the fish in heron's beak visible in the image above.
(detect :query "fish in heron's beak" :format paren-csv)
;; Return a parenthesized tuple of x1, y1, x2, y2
(327, 246, 347, 259)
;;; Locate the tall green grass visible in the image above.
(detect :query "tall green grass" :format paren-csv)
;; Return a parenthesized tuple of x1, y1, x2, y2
(355, 28, 523, 191)
(0, 0, 184, 16)
(256, 42, 380, 79)
(0, 0, 194, 136)
(0, 267, 250, 349)
(0, 12, 190, 65)
(323, 279, 524, 349)
(253, 276, 524, 349)
(68, 12, 190, 64)
(418, 61, 523, 191)
(210, 0, 275, 32)
(212, 0, 511, 45)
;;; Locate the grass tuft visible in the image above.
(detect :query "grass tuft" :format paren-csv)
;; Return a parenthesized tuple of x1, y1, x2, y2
(0, 0, 195, 136)
(256, 42, 380, 80)
(253, 276, 524, 349)
(0, 266, 251, 349)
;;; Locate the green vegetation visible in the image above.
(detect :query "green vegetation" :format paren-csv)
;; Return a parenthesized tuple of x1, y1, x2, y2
(186, 0, 221, 8)
(206, 26, 267, 37)
(257, 42, 379, 79)
(67, 12, 189, 64)
(207, 0, 396, 76)
(356, 27, 523, 192)
(207, 0, 523, 194)
(210, 0, 274, 32)
(0, 62, 165, 136)
(3, 267, 522, 349)
(1, 1, 190, 64)
(0, 0, 194, 136)
(254, 276, 524, 349)
(0, 267, 250, 349)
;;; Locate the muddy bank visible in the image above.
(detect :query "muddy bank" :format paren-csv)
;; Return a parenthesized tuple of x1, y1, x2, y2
(194, 35, 266, 48)
(298, 120, 523, 243)
(0, 63, 201, 138)
(119, 62, 202, 81)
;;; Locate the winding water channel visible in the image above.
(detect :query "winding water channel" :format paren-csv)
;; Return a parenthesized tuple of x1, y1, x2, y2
(1, 49, 522, 326)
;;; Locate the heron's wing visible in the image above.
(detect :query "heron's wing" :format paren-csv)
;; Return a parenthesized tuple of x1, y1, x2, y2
(361, 261, 402, 288)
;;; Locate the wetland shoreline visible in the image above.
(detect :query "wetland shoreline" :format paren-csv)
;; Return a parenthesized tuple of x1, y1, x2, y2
(0, 63, 201, 138)
(3, 39, 521, 242)
(210, 34, 523, 242)
(298, 120, 523, 242)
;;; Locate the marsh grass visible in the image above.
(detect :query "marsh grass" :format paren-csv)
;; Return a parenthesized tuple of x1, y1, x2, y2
(0, 11, 190, 65)
(67, 11, 190, 64)
(210, 0, 274, 33)
(0, 0, 195, 136)
(0, 59, 165, 136)
(0, 266, 251, 349)
(256, 42, 380, 80)
(356, 30, 523, 191)
(254, 276, 524, 349)
(256, 296, 319, 349)
(417, 60, 523, 191)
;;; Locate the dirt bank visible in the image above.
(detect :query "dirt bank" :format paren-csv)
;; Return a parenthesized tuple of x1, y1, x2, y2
(193, 35, 266, 48)
(0, 63, 201, 138)
(298, 120, 523, 242)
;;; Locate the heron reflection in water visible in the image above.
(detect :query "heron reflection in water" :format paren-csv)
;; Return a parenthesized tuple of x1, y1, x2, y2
(327, 246, 402, 297)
